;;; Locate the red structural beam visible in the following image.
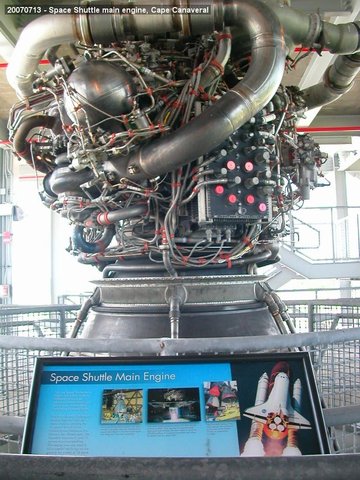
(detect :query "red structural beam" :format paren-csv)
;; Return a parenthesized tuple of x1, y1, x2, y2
(293, 47, 329, 52)
(19, 175, 45, 180)
(0, 59, 50, 69)
(297, 126, 360, 133)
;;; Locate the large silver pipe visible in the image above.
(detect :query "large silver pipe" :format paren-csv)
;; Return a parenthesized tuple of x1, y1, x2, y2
(199, 27, 232, 90)
(265, 0, 360, 53)
(264, 0, 360, 113)
(6, 15, 75, 98)
(301, 53, 360, 109)
(7, 1, 360, 100)
(112, 0, 286, 179)
(96, 205, 148, 225)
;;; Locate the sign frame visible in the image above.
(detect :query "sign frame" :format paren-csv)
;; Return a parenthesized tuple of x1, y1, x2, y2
(22, 352, 330, 457)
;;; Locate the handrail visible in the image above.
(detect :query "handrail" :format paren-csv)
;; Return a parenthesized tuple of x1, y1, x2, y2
(1, 327, 360, 355)
(0, 415, 24, 436)
(282, 206, 360, 263)
(284, 299, 360, 306)
(288, 213, 321, 250)
(0, 305, 80, 315)
(278, 287, 360, 293)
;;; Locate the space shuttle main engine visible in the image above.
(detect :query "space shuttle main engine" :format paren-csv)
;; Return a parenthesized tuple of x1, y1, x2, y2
(7, 1, 360, 340)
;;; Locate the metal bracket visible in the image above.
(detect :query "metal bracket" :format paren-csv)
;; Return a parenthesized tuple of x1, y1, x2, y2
(304, 12, 323, 52)
(165, 284, 188, 339)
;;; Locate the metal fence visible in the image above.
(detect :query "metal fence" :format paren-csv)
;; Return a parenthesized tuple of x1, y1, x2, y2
(283, 206, 360, 263)
(0, 305, 80, 453)
(57, 294, 92, 305)
(286, 300, 360, 453)
(278, 287, 360, 301)
(0, 300, 360, 456)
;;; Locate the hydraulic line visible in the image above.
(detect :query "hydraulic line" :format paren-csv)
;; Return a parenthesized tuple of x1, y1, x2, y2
(72, 224, 115, 254)
(13, 115, 55, 173)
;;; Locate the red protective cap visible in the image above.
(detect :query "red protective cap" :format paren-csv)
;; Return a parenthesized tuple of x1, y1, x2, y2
(258, 202, 267, 212)
(228, 194, 237, 204)
(214, 185, 225, 195)
(226, 160, 236, 171)
(244, 161, 254, 172)
(245, 194, 255, 205)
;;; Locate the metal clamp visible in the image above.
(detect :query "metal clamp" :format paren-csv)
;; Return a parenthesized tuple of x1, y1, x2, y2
(304, 12, 322, 50)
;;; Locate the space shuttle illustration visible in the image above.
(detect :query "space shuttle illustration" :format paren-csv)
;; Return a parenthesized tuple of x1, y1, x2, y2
(242, 362, 312, 456)
(244, 371, 311, 430)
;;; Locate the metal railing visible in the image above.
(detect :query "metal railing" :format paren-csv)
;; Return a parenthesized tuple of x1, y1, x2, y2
(282, 206, 360, 263)
(0, 300, 360, 457)
(57, 294, 92, 305)
(0, 305, 80, 338)
(0, 305, 80, 423)
(0, 305, 80, 454)
(285, 300, 360, 454)
(277, 287, 360, 300)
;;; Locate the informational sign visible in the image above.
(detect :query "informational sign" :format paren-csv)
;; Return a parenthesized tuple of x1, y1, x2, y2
(22, 353, 329, 457)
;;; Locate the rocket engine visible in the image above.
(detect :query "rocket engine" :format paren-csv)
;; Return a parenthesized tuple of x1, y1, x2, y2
(6, 1, 360, 340)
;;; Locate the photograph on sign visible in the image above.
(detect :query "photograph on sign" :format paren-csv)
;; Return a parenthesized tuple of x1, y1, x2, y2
(203, 381, 241, 422)
(101, 389, 143, 424)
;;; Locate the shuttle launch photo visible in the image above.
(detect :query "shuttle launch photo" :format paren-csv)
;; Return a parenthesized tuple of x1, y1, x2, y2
(241, 361, 314, 457)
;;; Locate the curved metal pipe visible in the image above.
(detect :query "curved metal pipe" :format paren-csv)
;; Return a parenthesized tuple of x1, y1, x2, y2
(111, 0, 286, 180)
(67, 288, 101, 341)
(163, 249, 178, 277)
(7, 15, 76, 98)
(266, 3, 360, 117)
(49, 166, 94, 195)
(302, 53, 360, 109)
(13, 114, 55, 173)
(96, 205, 147, 225)
(199, 28, 232, 90)
(72, 224, 115, 254)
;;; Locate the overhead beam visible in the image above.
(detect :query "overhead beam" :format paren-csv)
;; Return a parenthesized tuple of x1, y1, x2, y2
(312, 114, 360, 127)
(301, 115, 360, 143)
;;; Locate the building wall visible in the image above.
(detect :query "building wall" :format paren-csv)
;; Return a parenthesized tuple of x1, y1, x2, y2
(11, 162, 100, 304)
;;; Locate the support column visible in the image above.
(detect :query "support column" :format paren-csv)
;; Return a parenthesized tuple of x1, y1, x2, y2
(335, 169, 351, 297)
(0, 149, 13, 304)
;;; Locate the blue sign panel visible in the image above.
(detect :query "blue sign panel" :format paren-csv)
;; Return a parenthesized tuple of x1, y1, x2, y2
(22, 354, 329, 457)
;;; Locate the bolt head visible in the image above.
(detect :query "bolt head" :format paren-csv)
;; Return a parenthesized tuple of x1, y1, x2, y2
(128, 164, 140, 175)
